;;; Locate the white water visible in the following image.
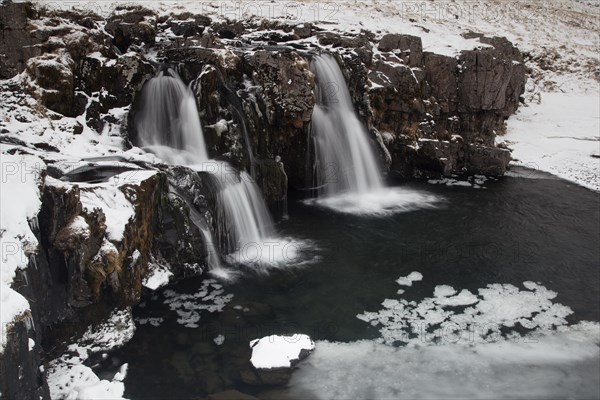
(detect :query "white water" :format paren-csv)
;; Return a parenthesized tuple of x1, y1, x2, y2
(309, 55, 440, 215)
(311, 54, 383, 195)
(136, 69, 209, 164)
(136, 69, 302, 268)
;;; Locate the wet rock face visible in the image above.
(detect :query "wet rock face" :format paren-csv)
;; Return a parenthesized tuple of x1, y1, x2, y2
(166, 44, 315, 189)
(245, 50, 315, 187)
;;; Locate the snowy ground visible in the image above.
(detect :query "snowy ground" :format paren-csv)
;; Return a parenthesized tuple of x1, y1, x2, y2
(501, 92, 600, 191)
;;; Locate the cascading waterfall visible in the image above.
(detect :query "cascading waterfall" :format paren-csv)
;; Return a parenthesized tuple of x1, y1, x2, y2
(135, 68, 275, 265)
(136, 68, 209, 165)
(308, 54, 439, 215)
(310, 54, 383, 196)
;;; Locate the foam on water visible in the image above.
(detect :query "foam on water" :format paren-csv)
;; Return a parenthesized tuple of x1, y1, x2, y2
(225, 237, 321, 272)
(304, 187, 440, 216)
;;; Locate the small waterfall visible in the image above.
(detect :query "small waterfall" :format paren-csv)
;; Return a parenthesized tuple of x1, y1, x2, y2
(308, 54, 440, 215)
(169, 186, 222, 271)
(136, 68, 275, 266)
(136, 68, 209, 164)
(201, 163, 275, 254)
(310, 54, 383, 197)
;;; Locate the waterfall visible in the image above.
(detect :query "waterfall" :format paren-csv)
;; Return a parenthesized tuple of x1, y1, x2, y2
(169, 186, 222, 271)
(308, 54, 440, 215)
(136, 68, 209, 164)
(310, 54, 383, 197)
(204, 163, 275, 253)
(136, 68, 275, 265)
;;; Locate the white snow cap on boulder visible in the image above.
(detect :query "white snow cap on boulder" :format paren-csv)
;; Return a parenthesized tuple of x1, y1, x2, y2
(249, 334, 315, 369)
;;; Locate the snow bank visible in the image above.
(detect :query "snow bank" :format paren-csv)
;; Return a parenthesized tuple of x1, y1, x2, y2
(250, 334, 315, 369)
(47, 309, 135, 400)
(79, 170, 156, 242)
(0, 152, 45, 352)
(503, 92, 600, 191)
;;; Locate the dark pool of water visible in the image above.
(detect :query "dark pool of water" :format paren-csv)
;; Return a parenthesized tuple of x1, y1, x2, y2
(103, 172, 600, 399)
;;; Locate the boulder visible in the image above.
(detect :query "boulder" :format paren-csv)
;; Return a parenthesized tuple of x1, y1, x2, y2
(105, 7, 157, 52)
(464, 144, 512, 176)
(25, 54, 78, 116)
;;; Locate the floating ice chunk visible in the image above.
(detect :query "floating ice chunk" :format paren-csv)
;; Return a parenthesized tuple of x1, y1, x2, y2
(396, 271, 423, 286)
(214, 335, 225, 346)
(162, 279, 233, 328)
(436, 289, 479, 307)
(358, 281, 575, 346)
(249, 334, 315, 369)
(434, 285, 457, 297)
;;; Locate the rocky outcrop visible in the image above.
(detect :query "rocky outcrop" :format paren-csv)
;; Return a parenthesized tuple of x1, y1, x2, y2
(0, 313, 49, 400)
(0, 1, 41, 79)
(104, 6, 157, 53)
(334, 31, 525, 178)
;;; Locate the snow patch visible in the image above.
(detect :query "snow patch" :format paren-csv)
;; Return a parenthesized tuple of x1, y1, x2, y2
(0, 152, 44, 352)
(47, 308, 135, 400)
(143, 262, 173, 290)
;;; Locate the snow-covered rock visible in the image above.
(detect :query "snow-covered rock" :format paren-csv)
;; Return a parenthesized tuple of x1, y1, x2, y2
(249, 334, 315, 369)
(142, 262, 173, 290)
(0, 152, 44, 352)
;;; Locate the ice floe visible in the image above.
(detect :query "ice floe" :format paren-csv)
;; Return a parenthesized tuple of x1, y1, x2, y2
(358, 275, 577, 346)
(162, 279, 233, 328)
